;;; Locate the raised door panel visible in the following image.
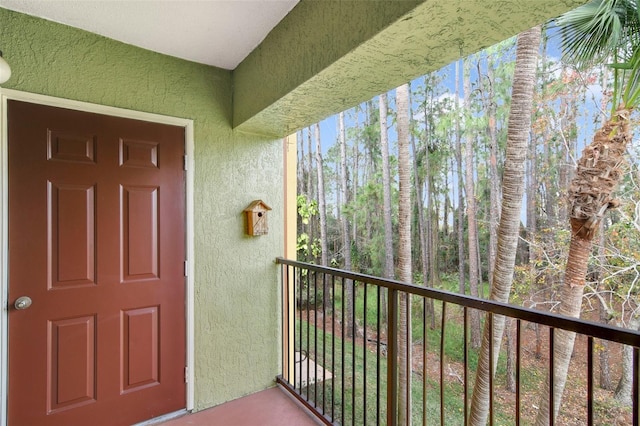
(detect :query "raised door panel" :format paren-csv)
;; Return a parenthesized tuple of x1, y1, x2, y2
(48, 182, 96, 289)
(121, 185, 159, 282)
(48, 315, 97, 413)
(121, 306, 160, 393)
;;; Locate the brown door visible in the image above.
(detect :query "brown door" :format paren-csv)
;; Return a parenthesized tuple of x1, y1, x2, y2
(7, 100, 186, 425)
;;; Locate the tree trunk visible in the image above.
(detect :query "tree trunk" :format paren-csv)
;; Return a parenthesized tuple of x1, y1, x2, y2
(455, 60, 466, 295)
(468, 25, 541, 425)
(379, 92, 393, 325)
(297, 129, 305, 195)
(614, 314, 640, 405)
(339, 111, 354, 338)
(485, 62, 501, 286)
(314, 123, 330, 309)
(596, 220, 613, 390)
(416, 80, 435, 325)
(463, 57, 482, 349)
(307, 126, 313, 200)
(396, 83, 413, 426)
(380, 92, 395, 282)
(535, 107, 632, 425)
(506, 317, 516, 393)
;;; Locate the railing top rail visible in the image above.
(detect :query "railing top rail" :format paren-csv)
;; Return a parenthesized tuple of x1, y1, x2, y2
(276, 257, 640, 348)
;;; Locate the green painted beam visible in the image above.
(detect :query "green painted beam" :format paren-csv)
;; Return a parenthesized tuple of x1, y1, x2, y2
(233, 0, 588, 138)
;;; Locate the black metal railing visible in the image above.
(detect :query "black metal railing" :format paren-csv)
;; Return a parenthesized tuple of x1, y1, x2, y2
(276, 258, 640, 425)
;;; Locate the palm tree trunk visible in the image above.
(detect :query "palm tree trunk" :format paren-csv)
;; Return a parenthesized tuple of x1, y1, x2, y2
(380, 92, 395, 283)
(535, 107, 631, 424)
(469, 25, 541, 425)
(396, 83, 412, 426)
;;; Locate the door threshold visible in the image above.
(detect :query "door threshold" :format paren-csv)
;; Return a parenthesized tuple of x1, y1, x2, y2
(133, 410, 189, 426)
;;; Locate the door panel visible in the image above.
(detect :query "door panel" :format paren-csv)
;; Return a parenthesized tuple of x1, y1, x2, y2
(49, 182, 96, 288)
(122, 185, 159, 281)
(8, 100, 186, 426)
(48, 315, 97, 413)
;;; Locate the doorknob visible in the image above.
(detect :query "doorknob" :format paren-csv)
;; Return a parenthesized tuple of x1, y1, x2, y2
(14, 296, 32, 310)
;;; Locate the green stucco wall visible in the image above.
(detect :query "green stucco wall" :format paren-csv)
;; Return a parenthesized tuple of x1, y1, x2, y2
(0, 7, 283, 411)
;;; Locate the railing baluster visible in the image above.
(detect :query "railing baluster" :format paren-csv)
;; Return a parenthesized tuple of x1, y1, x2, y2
(423, 297, 428, 426)
(406, 292, 411, 425)
(352, 282, 357, 426)
(322, 272, 327, 416)
(489, 313, 494, 426)
(281, 264, 286, 384)
(464, 306, 469, 426)
(296, 266, 301, 393)
(363, 283, 368, 426)
(440, 301, 447, 426)
(516, 319, 521, 426)
(314, 270, 318, 407)
(341, 277, 346, 426)
(306, 270, 311, 399)
(387, 288, 398, 426)
(634, 347, 639, 426)
(376, 284, 381, 426)
(549, 327, 555, 426)
(587, 336, 593, 426)
(331, 274, 336, 422)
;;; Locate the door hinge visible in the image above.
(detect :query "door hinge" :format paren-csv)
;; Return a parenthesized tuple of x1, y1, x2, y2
(183, 155, 188, 171)
(185, 367, 189, 383)
(184, 260, 188, 277)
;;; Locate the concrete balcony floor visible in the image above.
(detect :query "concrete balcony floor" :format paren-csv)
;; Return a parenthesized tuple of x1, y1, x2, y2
(159, 386, 322, 426)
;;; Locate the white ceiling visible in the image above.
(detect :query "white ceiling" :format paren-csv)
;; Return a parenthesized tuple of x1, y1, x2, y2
(0, 0, 299, 70)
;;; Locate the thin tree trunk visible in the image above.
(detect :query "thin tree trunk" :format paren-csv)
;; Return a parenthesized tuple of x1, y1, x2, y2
(396, 83, 412, 426)
(307, 126, 313, 200)
(463, 57, 482, 349)
(614, 313, 640, 404)
(352, 109, 360, 254)
(297, 129, 305, 195)
(416, 80, 435, 325)
(596, 216, 613, 390)
(469, 25, 541, 425)
(380, 92, 395, 282)
(506, 317, 516, 392)
(339, 111, 354, 338)
(455, 60, 466, 295)
(314, 123, 330, 309)
(379, 92, 393, 325)
(485, 62, 501, 286)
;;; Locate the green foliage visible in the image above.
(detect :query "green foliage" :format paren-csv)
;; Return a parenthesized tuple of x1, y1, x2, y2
(297, 194, 321, 261)
(297, 194, 318, 225)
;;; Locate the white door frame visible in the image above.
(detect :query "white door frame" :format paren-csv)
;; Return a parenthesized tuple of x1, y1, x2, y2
(0, 88, 196, 425)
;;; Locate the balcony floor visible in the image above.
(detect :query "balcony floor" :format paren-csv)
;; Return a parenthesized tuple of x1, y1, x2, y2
(159, 386, 323, 426)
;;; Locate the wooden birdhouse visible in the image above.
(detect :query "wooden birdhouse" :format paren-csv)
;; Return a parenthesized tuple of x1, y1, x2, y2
(243, 200, 271, 236)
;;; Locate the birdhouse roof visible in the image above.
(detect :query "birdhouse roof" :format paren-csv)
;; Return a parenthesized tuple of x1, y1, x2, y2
(243, 200, 272, 212)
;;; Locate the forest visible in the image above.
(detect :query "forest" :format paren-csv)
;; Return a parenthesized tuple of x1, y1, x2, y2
(294, 2, 640, 424)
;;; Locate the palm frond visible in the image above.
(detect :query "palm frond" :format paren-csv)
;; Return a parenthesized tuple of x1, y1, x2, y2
(621, 45, 640, 106)
(556, 0, 639, 66)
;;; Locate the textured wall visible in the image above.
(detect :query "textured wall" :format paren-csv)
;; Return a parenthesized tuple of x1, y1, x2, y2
(0, 7, 283, 410)
(234, 0, 588, 137)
